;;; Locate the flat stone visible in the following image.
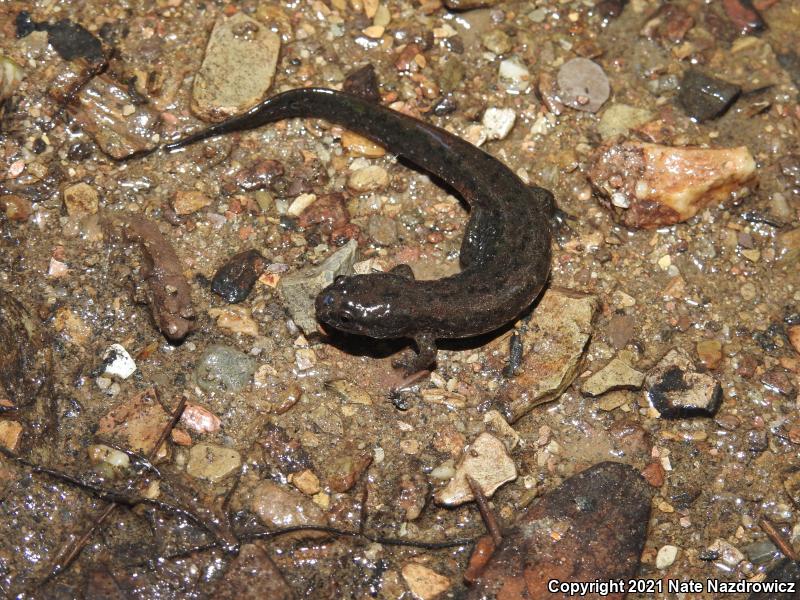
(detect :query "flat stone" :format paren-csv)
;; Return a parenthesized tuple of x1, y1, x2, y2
(0, 420, 23, 451)
(172, 190, 212, 215)
(277, 239, 357, 335)
(467, 462, 653, 599)
(347, 165, 389, 193)
(325, 379, 374, 405)
(341, 130, 386, 157)
(401, 563, 451, 600)
(191, 13, 281, 122)
(598, 104, 653, 139)
(194, 344, 257, 393)
(588, 140, 756, 228)
(582, 357, 644, 396)
(181, 404, 221, 434)
(97, 387, 170, 457)
(557, 57, 610, 113)
(208, 306, 260, 337)
(696, 339, 723, 369)
(646, 348, 722, 418)
(435, 432, 516, 506)
(186, 443, 241, 482)
(49, 63, 161, 159)
(248, 480, 326, 532)
(62, 182, 99, 217)
(498, 289, 598, 422)
(482, 410, 520, 451)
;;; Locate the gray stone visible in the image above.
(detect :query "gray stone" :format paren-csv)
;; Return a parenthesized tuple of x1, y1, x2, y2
(191, 13, 281, 122)
(277, 239, 357, 335)
(194, 344, 257, 393)
(582, 357, 645, 396)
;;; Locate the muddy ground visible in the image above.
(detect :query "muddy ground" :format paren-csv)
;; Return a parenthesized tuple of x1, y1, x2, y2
(0, 0, 799, 598)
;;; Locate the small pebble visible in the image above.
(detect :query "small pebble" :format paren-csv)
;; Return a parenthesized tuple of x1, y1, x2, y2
(656, 545, 679, 569)
(401, 563, 451, 600)
(482, 107, 516, 141)
(172, 190, 212, 215)
(102, 344, 137, 380)
(186, 443, 241, 481)
(347, 165, 389, 192)
(557, 58, 610, 113)
(63, 182, 99, 217)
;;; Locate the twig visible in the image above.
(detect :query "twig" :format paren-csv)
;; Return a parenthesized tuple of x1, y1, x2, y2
(466, 475, 503, 546)
(760, 518, 798, 561)
(38, 392, 187, 586)
(129, 524, 478, 567)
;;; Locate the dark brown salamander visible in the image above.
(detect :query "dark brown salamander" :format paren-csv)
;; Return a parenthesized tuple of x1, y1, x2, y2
(165, 88, 553, 371)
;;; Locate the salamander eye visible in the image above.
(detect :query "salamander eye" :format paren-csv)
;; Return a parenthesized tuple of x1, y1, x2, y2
(339, 310, 354, 323)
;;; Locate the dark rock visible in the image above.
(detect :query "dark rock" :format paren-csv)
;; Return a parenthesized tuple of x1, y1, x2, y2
(211, 249, 267, 303)
(467, 462, 653, 599)
(677, 70, 741, 122)
(297, 192, 350, 234)
(233, 159, 284, 192)
(646, 348, 723, 418)
(748, 558, 800, 599)
(343, 64, 380, 103)
(67, 142, 93, 161)
(722, 0, 765, 34)
(431, 96, 458, 116)
(16, 12, 104, 64)
(596, 0, 628, 20)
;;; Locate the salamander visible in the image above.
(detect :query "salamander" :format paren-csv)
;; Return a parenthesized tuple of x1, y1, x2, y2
(164, 87, 554, 372)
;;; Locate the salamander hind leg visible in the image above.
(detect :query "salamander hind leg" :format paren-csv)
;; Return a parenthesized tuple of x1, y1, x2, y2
(390, 264, 415, 280)
(392, 332, 437, 374)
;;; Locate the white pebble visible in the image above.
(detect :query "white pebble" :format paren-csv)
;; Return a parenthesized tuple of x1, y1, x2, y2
(103, 344, 137, 379)
(656, 544, 679, 569)
(287, 193, 317, 217)
(482, 108, 517, 141)
(498, 58, 530, 84)
(611, 192, 630, 208)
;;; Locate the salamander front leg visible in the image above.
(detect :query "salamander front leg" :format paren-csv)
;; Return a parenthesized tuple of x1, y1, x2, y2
(392, 332, 437, 374)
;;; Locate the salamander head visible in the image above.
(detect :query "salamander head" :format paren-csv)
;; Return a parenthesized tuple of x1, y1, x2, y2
(315, 273, 413, 339)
